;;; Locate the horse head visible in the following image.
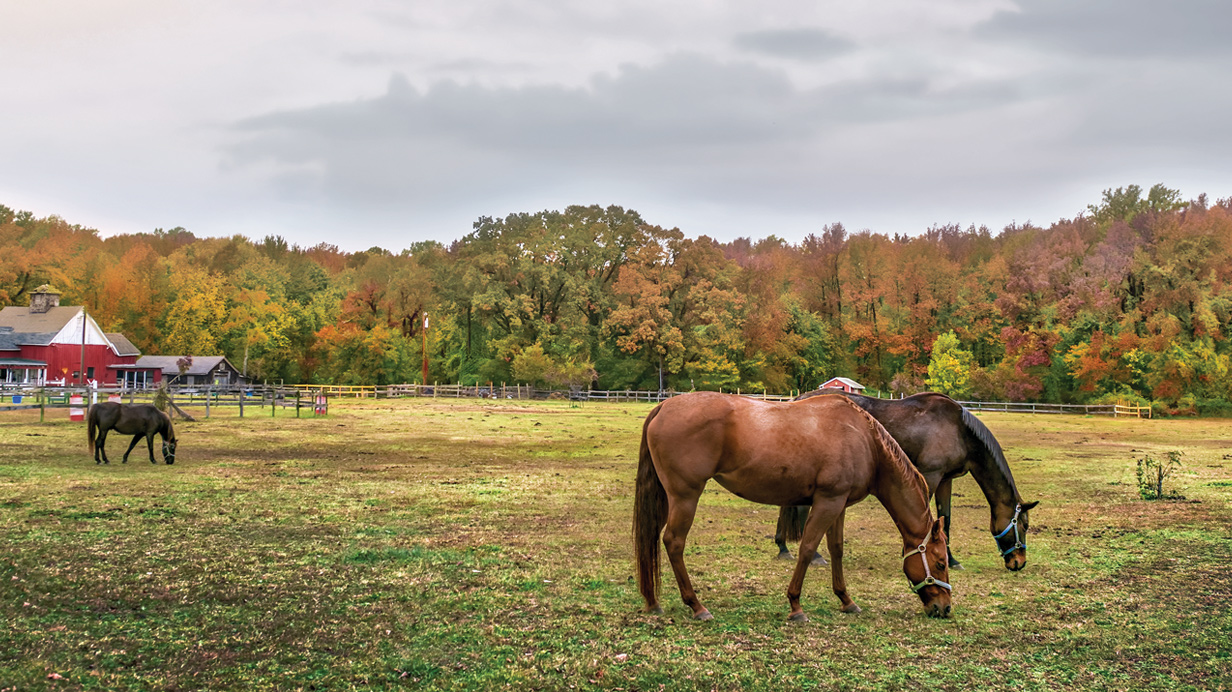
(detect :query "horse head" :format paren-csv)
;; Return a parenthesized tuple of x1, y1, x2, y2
(162, 435, 177, 465)
(904, 518, 952, 618)
(996, 500, 1038, 571)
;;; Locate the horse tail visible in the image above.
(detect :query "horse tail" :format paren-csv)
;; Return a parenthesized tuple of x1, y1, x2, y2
(633, 404, 668, 608)
(778, 506, 808, 542)
(87, 406, 97, 455)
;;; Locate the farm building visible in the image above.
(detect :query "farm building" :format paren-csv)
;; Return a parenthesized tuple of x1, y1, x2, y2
(133, 355, 247, 387)
(819, 376, 865, 393)
(0, 285, 141, 386)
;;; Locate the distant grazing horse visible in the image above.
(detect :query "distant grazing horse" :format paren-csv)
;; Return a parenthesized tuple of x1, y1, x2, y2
(776, 391, 1037, 571)
(87, 402, 177, 465)
(634, 392, 952, 621)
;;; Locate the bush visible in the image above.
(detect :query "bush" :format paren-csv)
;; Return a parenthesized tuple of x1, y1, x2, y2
(1195, 398, 1232, 418)
(1090, 389, 1150, 408)
(1135, 451, 1184, 500)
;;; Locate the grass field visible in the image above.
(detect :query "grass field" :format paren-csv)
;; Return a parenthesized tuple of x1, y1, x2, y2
(1, 398, 1230, 691)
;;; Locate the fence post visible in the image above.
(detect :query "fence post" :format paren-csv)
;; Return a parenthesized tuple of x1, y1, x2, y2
(271, 386, 276, 418)
(206, 387, 211, 419)
(39, 387, 45, 423)
(296, 390, 301, 418)
(239, 389, 245, 418)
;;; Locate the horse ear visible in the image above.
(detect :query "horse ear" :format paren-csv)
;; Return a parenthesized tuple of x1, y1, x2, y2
(931, 518, 945, 540)
(1021, 500, 1039, 511)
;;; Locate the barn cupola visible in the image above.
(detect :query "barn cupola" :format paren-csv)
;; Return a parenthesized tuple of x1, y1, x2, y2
(29, 284, 62, 314)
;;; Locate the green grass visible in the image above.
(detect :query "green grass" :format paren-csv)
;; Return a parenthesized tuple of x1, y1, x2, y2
(1, 400, 1230, 691)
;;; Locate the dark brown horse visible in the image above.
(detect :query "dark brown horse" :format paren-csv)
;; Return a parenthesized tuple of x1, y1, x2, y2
(87, 402, 177, 465)
(777, 391, 1037, 571)
(634, 392, 951, 621)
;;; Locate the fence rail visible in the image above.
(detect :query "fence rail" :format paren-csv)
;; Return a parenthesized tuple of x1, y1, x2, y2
(957, 400, 1151, 418)
(0, 385, 330, 419)
(0, 383, 1152, 419)
(283, 383, 800, 402)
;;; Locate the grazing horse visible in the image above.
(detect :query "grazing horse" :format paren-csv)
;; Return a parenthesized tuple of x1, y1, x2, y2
(776, 391, 1038, 571)
(87, 402, 177, 465)
(634, 391, 951, 621)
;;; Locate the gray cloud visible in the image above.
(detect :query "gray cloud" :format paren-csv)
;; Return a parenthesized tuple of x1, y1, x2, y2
(230, 52, 1026, 164)
(980, 0, 1232, 58)
(4, 1, 1231, 250)
(225, 52, 1041, 220)
(733, 28, 855, 61)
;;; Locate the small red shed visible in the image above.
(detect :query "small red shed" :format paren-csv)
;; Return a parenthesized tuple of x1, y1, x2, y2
(820, 376, 865, 394)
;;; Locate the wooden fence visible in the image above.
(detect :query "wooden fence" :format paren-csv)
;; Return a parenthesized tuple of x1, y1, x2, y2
(283, 383, 799, 403)
(1, 383, 1152, 419)
(956, 400, 1151, 418)
(0, 385, 330, 419)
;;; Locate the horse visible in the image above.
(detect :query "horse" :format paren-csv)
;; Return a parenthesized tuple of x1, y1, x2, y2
(775, 391, 1038, 571)
(87, 402, 177, 465)
(634, 391, 952, 621)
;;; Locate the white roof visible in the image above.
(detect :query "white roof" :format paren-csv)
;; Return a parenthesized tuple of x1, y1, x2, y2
(822, 376, 865, 390)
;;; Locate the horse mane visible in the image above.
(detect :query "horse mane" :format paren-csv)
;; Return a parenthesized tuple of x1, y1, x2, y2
(960, 406, 1019, 501)
(830, 396, 929, 508)
(161, 408, 177, 440)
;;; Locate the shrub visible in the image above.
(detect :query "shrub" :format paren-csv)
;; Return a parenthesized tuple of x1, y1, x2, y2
(1195, 398, 1232, 418)
(1135, 451, 1184, 500)
(1090, 389, 1150, 407)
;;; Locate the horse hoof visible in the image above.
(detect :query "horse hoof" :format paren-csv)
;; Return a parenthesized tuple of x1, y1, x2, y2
(645, 605, 663, 615)
(693, 610, 713, 621)
(949, 560, 964, 570)
(841, 603, 862, 614)
(787, 611, 809, 622)
(774, 552, 794, 561)
(811, 555, 828, 566)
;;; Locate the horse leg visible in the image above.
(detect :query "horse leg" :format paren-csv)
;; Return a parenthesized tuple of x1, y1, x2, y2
(785, 496, 845, 622)
(123, 434, 143, 464)
(774, 507, 826, 564)
(826, 508, 861, 613)
(96, 429, 109, 464)
(146, 433, 157, 464)
(936, 478, 962, 569)
(773, 510, 793, 561)
(662, 496, 711, 620)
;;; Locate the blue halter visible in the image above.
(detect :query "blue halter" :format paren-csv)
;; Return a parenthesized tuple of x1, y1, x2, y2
(993, 504, 1026, 556)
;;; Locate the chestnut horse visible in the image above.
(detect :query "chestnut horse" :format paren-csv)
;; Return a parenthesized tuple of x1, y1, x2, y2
(87, 402, 177, 465)
(776, 391, 1037, 571)
(634, 392, 951, 621)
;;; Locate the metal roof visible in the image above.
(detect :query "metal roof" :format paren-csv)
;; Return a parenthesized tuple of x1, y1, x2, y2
(0, 306, 82, 346)
(135, 355, 234, 377)
(0, 357, 47, 367)
(105, 333, 141, 357)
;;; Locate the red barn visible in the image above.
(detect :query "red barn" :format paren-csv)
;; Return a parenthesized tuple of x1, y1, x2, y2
(819, 376, 865, 394)
(0, 285, 141, 386)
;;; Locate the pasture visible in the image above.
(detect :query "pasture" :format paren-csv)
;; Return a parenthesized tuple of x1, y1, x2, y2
(1, 399, 1230, 691)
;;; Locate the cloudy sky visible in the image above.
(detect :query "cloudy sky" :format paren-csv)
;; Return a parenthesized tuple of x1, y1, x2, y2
(3, 1, 1230, 251)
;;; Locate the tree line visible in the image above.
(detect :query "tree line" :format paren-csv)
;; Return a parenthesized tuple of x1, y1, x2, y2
(3, 184, 1231, 413)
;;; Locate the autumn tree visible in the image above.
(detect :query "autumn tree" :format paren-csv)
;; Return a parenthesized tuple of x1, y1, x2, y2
(926, 331, 974, 399)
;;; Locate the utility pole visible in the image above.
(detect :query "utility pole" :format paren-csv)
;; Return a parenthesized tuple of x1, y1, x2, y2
(421, 312, 429, 385)
(79, 307, 87, 385)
